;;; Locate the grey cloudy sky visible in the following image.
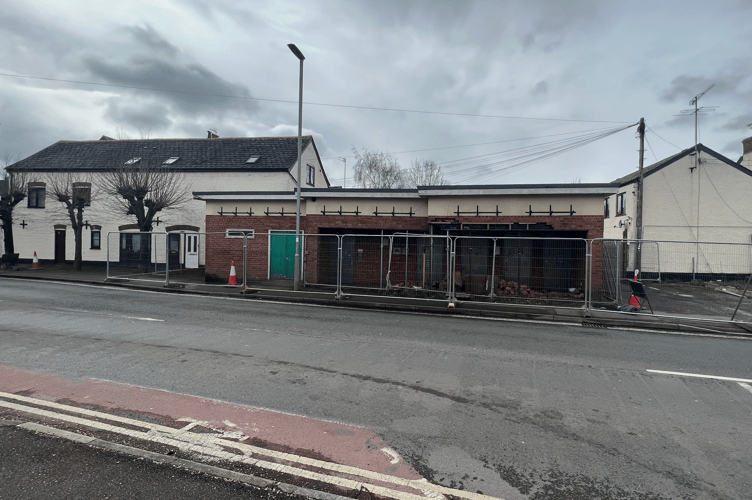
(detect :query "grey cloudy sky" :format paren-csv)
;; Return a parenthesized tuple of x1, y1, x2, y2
(1, 0, 751, 186)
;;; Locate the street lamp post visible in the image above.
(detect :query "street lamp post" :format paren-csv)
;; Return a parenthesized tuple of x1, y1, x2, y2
(288, 43, 304, 291)
(337, 157, 346, 188)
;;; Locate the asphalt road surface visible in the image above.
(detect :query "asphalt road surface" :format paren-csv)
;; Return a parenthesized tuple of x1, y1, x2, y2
(1, 278, 751, 499)
(0, 421, 304, 500)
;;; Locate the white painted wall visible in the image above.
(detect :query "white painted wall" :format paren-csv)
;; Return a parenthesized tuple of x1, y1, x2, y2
(428, 194, 604, 218)
(642, 153, 752, 244)
(603, 152, 752, 274)
(9, 142, 324, 263)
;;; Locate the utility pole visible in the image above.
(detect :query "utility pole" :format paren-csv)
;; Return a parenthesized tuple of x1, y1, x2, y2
(635, 118, 645, 275)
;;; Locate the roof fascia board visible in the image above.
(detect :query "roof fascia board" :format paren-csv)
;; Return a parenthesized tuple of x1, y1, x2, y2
(615, 144, 749, 186)
(307, 139, 331, 187)
(194, 192, 298, 201)
(418, 186, 619, 196)
(701, 145, 752, 176)
(302, 190, 420, 199)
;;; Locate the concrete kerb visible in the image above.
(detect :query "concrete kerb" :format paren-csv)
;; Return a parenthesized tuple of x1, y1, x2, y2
(11, 420, 352, 500)
(2, 273, 751, 337)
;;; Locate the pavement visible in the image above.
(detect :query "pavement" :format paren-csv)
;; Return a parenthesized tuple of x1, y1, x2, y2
(2, 262, 751, 336)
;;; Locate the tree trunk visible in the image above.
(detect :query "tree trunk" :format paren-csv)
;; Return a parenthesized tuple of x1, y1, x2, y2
(74, 225, 83, 271)
(1, 212, 14, 255)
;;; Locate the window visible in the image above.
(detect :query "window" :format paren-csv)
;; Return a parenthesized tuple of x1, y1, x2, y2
(163, 157, 180, 164)
(306, 164, 315, 186)
(604, 198, 610, 218)
(225, 229, 255, 239)
(616, 192, 626, 216)
(27, 184, 46, 208)
(72, 182, 91, 206)
(91, 229, 101, 249)
(124, 157, 141, 165)
(246, 156, 260, 164)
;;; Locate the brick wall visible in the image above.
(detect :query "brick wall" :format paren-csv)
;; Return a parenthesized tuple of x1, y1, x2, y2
(205, 213, 605, 287)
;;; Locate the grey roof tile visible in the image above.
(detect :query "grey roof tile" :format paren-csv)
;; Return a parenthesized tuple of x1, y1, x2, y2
(8, 136, 314, 173)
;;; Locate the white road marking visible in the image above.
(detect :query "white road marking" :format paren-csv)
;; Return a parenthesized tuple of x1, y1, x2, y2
(739, 382, 752, 395)
(381, 447, 400, 464)
(647, 369, 752, 384)
(0, 391, 504, 500)
(123, 316, 165, 322)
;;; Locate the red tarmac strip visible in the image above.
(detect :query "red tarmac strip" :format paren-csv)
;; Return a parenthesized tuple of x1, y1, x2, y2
(0, 366, 422, 481)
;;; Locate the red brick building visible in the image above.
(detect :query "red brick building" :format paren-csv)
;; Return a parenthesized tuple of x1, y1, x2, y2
(195, 184, 617, 295)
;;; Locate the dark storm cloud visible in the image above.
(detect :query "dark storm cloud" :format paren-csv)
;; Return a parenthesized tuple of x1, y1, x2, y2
(103, 98, 172, 131)
(127, 25, 179, 57)
(661, 60, 752, 103)
(716, 114, 752, 133)
(339, 0, 474, 30)
(517, 0, 604, 52)
(660, 61, 752, 135)
(530, 81, 548, 96)
(84, 54, 256, 115)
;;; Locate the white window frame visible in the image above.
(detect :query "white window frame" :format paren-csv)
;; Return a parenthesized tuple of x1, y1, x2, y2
(225, 229, 255, 239)
(306, 163, 315, 186)
(616, 192, 626, 216)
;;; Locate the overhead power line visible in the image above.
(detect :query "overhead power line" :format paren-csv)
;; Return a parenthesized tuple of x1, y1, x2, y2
(444, 124, 636, 183)
(322, 125, 623, 160)
(646, 126, 681, 150)
(0, 72, 632, 124)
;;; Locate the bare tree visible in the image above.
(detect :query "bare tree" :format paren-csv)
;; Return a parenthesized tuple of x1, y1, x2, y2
(45, 173, 95, 270)
(352, 148, 407, 188)
(0, 151, 27, 257)
(98, 158, 191, 232)
(404, 159, 446, 187)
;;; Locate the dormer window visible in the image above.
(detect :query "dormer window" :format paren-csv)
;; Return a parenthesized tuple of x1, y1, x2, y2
(124, 157, 141, 165)
(163, 157, 180, 164)
(246, 156, 260, 164)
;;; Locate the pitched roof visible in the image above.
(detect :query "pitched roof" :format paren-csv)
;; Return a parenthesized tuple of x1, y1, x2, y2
(612, 143, 752, 186)
(7, 136, 315, 173)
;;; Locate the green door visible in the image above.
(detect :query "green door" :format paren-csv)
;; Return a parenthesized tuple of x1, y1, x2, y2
(270, 231, 296, 279)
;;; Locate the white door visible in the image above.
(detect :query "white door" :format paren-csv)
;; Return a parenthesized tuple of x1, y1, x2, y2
(185, 234, 199, 269)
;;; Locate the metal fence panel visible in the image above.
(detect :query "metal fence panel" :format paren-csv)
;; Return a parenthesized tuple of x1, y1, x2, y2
(591, 239, 752, 322)
(107, 231, 240, 288)
(451, 236, 588, 306)
(106, 231, 168, 282)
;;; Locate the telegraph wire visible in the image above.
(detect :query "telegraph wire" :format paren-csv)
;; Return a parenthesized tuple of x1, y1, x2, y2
(0, 72, 632, 124)
(645, 135, 658, 162)
(323, 126, 625, 160)
(646, 126, 681, 150)
(446, 124, 635, 183)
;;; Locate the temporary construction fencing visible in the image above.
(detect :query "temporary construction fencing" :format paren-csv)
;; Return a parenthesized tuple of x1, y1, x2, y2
(105, 231, 752, 325)
(591, 238, 752, 321)
(106, 231, 235, 287)
(298, 234, 590, 306)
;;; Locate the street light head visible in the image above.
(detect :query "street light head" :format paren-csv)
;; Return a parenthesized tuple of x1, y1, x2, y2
(287, 44, 305, 61)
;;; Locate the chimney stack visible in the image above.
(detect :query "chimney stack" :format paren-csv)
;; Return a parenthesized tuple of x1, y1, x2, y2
(743, 136, 752, 156)
(207, 129, 219, 139)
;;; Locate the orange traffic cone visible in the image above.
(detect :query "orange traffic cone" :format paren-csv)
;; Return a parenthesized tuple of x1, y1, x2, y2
(628, 269, 641, 308)
(228, 261, 237, 285)
(31, 251, 41, 270)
